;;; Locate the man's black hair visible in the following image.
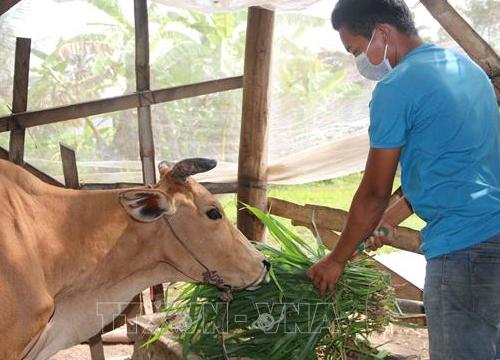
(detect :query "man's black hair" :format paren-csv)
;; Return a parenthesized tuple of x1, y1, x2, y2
(331, 0, 418, 38)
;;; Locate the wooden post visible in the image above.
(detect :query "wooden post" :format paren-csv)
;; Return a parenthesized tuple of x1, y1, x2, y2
(59, 144, 105, 360)
(88, 334, 105, 360)
(237, 7, 275, 242)
(9, 37, 31, 165)
(60, 144, 79, 189)
(135, 0, 155, 185)
(0, 0, 22, 16)
(134, 0, 164, 313)
(420, 0, 500, 100)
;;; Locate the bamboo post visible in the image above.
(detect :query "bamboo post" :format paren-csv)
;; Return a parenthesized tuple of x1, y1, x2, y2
(134, 0, 164, 313)
(237, 7, 275, 242)
(60, 144, 79, 189)
(135, 0, 155, 185)
(9, 37, 31, 165)
(420, 0, 500, 100)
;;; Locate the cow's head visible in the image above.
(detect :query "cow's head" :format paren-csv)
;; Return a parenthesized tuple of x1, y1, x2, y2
(118, 158, 269, 290)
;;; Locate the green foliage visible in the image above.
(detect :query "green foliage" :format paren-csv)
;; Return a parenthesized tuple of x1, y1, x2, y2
(154, 205, 395, 359)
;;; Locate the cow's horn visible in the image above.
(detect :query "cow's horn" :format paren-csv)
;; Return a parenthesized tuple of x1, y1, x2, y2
(170, 158, 217, 183)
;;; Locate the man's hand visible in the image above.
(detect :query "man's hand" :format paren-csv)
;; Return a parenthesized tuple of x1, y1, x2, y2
(364, 222, 396, 251)
(307, 255, 346, 297)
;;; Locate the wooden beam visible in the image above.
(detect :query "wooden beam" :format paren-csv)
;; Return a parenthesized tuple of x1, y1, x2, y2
(269, 197, 346, 233)
(81, 181, 238, 194)
(268, 197, 422, 254)
(80, 182, 142, 190)
(0, 76, 243, 133)
(60, 144, 80, 189)
(0, 0, 21, 16)
(0, 146, 64, 187)
(237, 7, 275, 242)
(9, 37, 31, 165)
(420, 0, 500, 99)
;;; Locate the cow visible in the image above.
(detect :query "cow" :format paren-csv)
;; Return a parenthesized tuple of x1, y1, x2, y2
(0, 158, 269, 360)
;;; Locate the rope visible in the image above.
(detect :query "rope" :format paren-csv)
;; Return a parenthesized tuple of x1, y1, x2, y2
(218, 304, 230, 360)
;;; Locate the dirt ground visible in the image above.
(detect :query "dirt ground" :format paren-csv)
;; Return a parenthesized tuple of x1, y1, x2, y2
(48, 324, 429, 360)
(48, 344, 133, 360)
(370, 324, 429, 359)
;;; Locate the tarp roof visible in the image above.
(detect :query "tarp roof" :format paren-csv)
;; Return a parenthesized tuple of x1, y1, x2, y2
(0, 0, 322, 16)
(152, 0, 320, 12)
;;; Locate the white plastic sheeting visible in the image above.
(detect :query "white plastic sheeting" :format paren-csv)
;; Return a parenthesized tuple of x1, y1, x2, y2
(151, 0, 321, 12)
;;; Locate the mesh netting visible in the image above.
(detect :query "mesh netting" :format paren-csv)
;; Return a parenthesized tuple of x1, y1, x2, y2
(0, 0, 497, 184)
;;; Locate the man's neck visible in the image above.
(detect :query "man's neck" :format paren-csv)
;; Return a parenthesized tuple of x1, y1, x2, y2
(395, 35, 424, 65)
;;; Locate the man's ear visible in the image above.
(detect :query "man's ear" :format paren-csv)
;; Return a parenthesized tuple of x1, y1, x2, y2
(119, 189, 175, 222)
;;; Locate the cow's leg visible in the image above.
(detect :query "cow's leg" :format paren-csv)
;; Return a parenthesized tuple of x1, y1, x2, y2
(0, 283, 54, 360)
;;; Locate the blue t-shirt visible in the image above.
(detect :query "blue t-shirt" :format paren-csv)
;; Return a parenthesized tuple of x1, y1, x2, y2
(369, 43, 500, 259)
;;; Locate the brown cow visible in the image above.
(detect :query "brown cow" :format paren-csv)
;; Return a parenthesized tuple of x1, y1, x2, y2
(0, 158, 268, 359)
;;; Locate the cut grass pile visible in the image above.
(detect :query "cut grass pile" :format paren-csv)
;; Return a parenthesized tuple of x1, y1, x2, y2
(152, 206, 397, 360)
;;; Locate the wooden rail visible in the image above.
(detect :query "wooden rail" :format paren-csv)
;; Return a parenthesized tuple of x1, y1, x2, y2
(81, 181, 237, 194)
(0, 76, 243, 132)
(268, 197, 422, 254)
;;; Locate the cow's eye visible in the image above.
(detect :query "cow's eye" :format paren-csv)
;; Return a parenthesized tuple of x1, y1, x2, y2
(206, 208, 222, 220)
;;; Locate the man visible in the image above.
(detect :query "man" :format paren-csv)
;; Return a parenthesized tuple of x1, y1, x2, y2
(306, 0, 500, 359)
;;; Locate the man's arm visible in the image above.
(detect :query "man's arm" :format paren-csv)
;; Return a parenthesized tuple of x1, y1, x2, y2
(364, 194, 414, 250)
(307, 147, 401, 296)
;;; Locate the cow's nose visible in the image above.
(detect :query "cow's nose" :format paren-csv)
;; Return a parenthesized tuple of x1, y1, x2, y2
(262, 259, 271, 270)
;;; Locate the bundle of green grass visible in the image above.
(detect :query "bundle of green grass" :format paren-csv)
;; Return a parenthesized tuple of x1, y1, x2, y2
(153, 206, 396, 359)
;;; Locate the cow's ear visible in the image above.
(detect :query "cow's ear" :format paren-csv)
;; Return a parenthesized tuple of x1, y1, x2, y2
(119, 190, 175, 222)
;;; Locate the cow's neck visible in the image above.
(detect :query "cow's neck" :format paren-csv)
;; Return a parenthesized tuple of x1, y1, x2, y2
(34, 188, 147, 297)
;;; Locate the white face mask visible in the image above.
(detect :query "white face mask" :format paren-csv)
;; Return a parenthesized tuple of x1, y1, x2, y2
(355, 30, 392, 81)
